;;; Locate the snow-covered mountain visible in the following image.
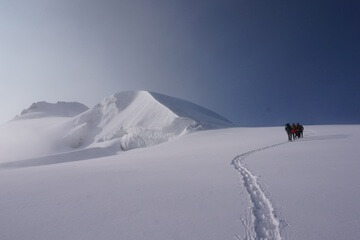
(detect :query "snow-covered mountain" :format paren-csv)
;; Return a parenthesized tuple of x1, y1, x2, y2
(66, 91, 233, 150)
(1, 94, 360, 239)
(0, 91, 233, 163)
(16, 101, 89, 119)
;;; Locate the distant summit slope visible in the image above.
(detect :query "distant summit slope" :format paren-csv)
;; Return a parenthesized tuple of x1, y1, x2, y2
(150, 91, 233, 128)
(17, 101, 89, 119)
(66, 91, 233, 150)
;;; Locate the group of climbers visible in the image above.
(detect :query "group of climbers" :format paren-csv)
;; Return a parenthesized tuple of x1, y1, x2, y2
(285, 123, 304, 141)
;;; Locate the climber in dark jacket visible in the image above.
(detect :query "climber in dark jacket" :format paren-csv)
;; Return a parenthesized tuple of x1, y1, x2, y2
(285, 123, 292, 141)
(297, 123, 304, 138)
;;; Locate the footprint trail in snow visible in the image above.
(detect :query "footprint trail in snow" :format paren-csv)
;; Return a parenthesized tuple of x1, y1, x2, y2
(231, 142, 287, 240)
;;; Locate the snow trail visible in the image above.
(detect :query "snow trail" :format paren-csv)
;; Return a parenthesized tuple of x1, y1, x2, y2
(231, 142, 287, 240)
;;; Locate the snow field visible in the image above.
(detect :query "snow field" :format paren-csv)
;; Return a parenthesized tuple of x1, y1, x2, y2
(0, 128, 256, 240)
(0, 92, 359, 239)
(232, 143, 286, 240)
(238, 125, 360, 240)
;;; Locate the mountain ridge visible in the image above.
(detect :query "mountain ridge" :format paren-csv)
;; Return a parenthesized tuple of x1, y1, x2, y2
(16, 101, 89, 119)
(1, 91, 234, 163)
(67, 91, 233, 150)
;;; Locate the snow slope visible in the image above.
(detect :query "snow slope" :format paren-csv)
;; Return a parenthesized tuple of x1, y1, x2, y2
(0, 125, 359, 240)
(0, 101, 89, 162)
(238, 125, 360, 240)
(68, 91, 233, 151)
(0, 91, 233, 163)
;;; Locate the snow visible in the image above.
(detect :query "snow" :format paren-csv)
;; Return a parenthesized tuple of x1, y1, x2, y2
(17, 101, 89, 119)
(241, 125, 360, 240)
(0, 91, 233, 163)
(0, 93, 359, 239)
(0, 117, 73, 162)
(150, 91, 233, 128)
(70, 91, 233, 151)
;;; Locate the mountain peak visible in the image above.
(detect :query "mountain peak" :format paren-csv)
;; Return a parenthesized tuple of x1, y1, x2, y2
(100, 90, 233, 128)
(1, 91, 234, 163)
(66, 91, 233, 150)
(148, 91, 233, 126)
(17, 101, 89, 119)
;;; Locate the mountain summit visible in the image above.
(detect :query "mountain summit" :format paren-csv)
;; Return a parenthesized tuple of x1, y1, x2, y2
(0, 91, 233, 163)
(66, 91, 233, 150)
(17, 101, 89, 119)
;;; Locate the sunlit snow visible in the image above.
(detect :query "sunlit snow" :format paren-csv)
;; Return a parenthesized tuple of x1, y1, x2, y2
(0, 92, 359, 240)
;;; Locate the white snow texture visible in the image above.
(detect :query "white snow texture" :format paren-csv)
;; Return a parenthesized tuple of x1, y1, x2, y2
(0, 91, 359, 240)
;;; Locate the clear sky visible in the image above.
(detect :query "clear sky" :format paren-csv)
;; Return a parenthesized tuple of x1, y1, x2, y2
(1, 0, 359, 126)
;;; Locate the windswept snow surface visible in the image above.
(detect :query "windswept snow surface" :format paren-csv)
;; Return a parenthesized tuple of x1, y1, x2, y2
(0, 101, 89, 161)
(0, 125, 360, 240)
(0, 117, 74, 162)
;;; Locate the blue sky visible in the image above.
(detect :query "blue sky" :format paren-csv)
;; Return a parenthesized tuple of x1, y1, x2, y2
(1, 0, 359, 126)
